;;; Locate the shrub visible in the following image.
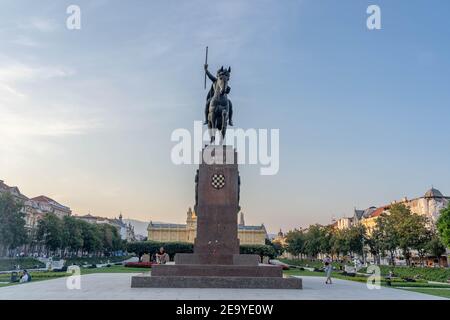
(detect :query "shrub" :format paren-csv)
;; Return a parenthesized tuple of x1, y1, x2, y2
(240, 245, 277, 260)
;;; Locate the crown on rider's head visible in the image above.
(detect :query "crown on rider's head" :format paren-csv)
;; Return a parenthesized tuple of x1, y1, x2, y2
(217, 66, 231, 77)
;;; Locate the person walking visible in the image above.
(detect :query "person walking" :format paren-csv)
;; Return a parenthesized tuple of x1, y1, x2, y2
(324, 261, 333, 284)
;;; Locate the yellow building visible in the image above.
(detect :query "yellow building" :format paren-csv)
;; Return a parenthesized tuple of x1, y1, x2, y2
(147, 208, 267, 245)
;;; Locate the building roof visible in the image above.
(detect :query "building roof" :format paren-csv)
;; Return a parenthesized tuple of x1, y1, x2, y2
(238, 225, 265, 231)
(354, 209, 365, 220)
(147, 222, 266, 231)
(31, 195, 71, 212)
(362, 207, 377, 218)
(424, 188, 444, 198)
(0, 180, 29, 201)
(148, 222, 187, 229)
(370, 206, 389, 218)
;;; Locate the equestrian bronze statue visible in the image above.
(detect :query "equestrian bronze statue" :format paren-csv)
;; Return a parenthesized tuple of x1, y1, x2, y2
(204, 63, 233, 144)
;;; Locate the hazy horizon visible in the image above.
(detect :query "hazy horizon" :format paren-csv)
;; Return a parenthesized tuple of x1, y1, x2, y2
(1, 1, 450, 234)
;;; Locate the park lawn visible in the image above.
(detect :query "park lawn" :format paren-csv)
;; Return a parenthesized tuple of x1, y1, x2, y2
(82, 265, 148, 274)
(283, 269, 323, 277)
(283, 269, 450, 290)
(400, 288, 450, 299)
(0, 265, 147, 287)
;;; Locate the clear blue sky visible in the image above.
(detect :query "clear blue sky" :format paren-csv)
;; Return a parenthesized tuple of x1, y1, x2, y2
(1, 0, 449, 233)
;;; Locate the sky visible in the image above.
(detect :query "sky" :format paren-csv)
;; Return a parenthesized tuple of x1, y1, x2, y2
(1, 0, 450, 234)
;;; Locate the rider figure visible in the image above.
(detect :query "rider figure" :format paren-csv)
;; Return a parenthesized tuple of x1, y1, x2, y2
(203, 64, 233, 126)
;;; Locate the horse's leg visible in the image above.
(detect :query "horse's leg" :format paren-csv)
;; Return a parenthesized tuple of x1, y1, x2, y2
(220, 108, 228, 144)
(208, 103, 215, 144)
(210, 108, 217, 144)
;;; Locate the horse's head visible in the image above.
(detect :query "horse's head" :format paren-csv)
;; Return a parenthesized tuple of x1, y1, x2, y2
(216, 66, 231, 95)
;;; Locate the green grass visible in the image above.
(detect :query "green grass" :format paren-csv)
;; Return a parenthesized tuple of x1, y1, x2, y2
(400, 288, 450, 299)
(0, 265, 147, 287)
(359, 265, 450, 283)
(283, 269, 323, 277)
(281, 258, 450, 283)
(283, 269, 450, 290)
(279, 258, 350, 270)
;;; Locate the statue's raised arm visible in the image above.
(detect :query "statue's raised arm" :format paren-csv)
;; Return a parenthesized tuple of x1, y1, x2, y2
(204, 64, 217, 82)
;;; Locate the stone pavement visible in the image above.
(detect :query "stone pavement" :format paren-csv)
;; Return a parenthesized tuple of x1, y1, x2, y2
(0, 273, 446, 300)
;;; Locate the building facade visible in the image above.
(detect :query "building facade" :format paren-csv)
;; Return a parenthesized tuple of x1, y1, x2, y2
(0, 180, 71, 233)
(147, 208, 267, 245)
(75, 213, 136, 242)
(354, 188, 449, 234)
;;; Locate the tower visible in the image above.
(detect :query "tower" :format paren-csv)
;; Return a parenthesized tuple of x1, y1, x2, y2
(239, 211, 245, 226)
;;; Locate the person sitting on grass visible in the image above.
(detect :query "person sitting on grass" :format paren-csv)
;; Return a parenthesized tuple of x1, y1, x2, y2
(155, 247, 170, 265)
(19, 270, 31, 283)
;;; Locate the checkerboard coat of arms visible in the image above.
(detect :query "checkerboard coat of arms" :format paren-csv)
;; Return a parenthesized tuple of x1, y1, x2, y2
(211, 174, 225, 189)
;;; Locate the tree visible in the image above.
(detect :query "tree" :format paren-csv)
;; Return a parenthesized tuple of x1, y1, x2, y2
(437, 203, 450, 248)
(37, 213, 63, 255)
(265, 238, 284, 257)
(426, 233, 446, 266)
(61, 216, 83, 256)
(391, 204, 429, 266)
(285, 229, 305, 259)
(303, 224, 324, 258)
(345, 224, 366, 258)
(79, 221, 103, 254)
(99, 224, 122, 255)
(375, 204, 431, 266)
(365, 226, 384, 265)
(330, 229, 349, 259)
(0, 192, 28, 256)
(375, 211, 399, 266)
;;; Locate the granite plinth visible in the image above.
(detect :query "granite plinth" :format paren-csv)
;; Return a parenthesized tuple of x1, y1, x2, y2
(131, 274, 302, 289)
(151, 264, 282, 277)
(175, 253, 259, 266)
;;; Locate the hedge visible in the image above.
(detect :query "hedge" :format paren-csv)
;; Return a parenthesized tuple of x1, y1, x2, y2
(126, 241, 193, 260)
(0, 258, 45, 272)
(126, 241, 277, 261)
(62, 255, 133, 267)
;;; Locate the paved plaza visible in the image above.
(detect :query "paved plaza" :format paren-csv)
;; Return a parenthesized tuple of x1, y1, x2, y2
(0, 273, 446, 300)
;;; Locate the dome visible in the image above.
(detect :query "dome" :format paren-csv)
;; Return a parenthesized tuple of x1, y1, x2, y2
(424, 188, 444, 198)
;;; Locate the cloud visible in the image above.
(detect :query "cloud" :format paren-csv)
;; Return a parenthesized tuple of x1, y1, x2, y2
(12, 35, 39, 47)
(0, 58, 74, 99)
(28, 17, 57, 32)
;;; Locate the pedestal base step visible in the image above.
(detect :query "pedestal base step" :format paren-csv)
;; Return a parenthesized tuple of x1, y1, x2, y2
(131, 274, 302, 289)
(151, 264, 282, 277)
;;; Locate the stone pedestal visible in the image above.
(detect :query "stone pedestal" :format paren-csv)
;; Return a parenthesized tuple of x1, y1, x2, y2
(131, 146, 302, 289)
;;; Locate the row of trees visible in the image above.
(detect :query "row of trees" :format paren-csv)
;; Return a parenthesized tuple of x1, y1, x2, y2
(35, 214, 125, 257)
(285, 203, 449, 266)
(0, 192, 124, 257)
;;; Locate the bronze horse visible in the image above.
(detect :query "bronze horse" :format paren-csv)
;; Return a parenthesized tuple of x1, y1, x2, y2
(207, 66, 232, 144)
